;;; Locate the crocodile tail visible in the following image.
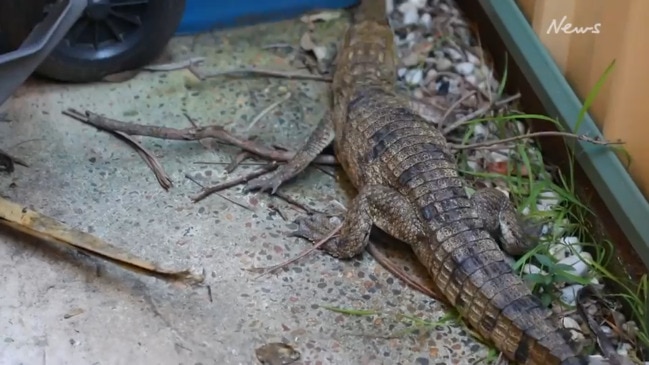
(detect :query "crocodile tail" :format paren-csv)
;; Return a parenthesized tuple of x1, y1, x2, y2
(399, 169, 585, 363)
(354, 0, 388, 24)
(432, 236, 587, 364)
(426, 225, 586, 364)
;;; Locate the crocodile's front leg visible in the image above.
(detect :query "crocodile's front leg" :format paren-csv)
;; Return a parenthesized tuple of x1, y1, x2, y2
(292, 184, 426, 258)
(244, 112, 335, 194)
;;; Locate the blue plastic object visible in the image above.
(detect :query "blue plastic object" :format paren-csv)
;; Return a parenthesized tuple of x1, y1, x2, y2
(176, 0, 360, 35)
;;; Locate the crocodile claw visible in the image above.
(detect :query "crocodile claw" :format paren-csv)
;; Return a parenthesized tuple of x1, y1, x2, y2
(290, 214, 341, 243)
(243, 173, 285, 194)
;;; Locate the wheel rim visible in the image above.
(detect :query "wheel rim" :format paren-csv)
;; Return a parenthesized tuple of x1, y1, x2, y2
(52, 0, 151, 60)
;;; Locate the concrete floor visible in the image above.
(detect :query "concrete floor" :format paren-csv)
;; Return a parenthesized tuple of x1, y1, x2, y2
(0, 18, 486, 365)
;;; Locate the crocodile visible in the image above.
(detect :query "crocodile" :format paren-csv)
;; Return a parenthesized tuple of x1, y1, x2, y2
(244, 1, 586, 364)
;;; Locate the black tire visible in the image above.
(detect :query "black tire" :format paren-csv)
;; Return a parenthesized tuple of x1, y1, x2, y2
(0, 0, 186, 83)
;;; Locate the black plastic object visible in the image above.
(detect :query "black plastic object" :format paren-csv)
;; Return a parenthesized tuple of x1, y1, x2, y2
(1, 0, 186, 83)
(0, 0, 86, 105)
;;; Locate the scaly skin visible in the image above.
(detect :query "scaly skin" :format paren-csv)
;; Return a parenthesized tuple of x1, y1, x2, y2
(249, 1, 586, 364)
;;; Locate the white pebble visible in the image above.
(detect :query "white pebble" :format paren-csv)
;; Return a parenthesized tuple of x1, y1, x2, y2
(398, 68, 408, 78)
(569, 329, 585, 342)
(424, 69, 438, 83)
(559, 236, 581, 252)
(473, 123, 489, 137)
(521, 264, 547, 288)
(408, 0, 427, 8)
(521, 206, 531, 216)
(466, 160, 479, 171)
(561, 317, 580, 330)
(431, 50, 444, 58)
(552, 219, 571, 236)
(386, 0, 394, 14)
(488, 150, 509, 163)
(617, 342, 633, 356)
(405, 32, 416, 42)
(539, 190, 560, 204)
(397, 1, 413, 13)
(400, 5, 419, 25)
(600, 325, 613, 336)
(557, 252, 593, 277)
(419, 13, 433, 29)
(464, 75, 477, 85)
(467, 52, 481, 65)
(447, 78, 460, 94)
(435, 57, 453, 71)
(587, 355, 607, 365)
(445, 47, 463, 61)
(561, 236, 580, 245)
(404, 69, 423, 85)
(561, 317, 585, 342)
(537, 190, 561, 211)
(521, 263, 546, 275)
(549, 237, 581, 260)
(559, 284, 584, 306)
(478, 64, 491, 79)
(589, 277, 600, 285)
(549, 244, 569, 260)
(455, 62, 475, 75)
(516, 121, 526, 135)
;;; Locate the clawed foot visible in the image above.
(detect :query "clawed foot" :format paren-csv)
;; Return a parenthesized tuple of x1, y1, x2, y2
(243, 167, 291, 194)
(290, 213, 345, 257)
(291, 213, 342, 242)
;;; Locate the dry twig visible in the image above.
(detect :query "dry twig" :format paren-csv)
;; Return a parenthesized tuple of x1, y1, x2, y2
(442, 93, 521, 135)
(143, 57, 206, 72)
(450, 131, 623, 150)
(62, 109, 338, 166)
(249, 223, 343, 278)
(191, 164, 278, 203)
(197, 67, 331, 82)
(439, 90, 477, 124)
(246, 93, 292, 131)
(63, 109, 173, 190)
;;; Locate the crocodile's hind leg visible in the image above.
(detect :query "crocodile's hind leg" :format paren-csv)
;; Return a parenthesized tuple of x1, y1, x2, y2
(244, 113, 335, 194)
(292, 184, 426, 259)
(471, 188, 536, 256)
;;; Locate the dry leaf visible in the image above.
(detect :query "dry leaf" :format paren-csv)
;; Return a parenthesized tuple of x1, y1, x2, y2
(255, 342, 300, 365)
(64, 308, 85, 319)
(299, 32, 316, 51)
(0, 196, 204, 284)
(486, 161, 509, 175)
(299, 10, 342, 24)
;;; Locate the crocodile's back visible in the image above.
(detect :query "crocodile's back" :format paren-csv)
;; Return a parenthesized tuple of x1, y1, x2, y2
(340, 89, 585, 365)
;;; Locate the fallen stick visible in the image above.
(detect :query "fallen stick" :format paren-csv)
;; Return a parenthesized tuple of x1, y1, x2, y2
(62, 109, 338, 166)
(63, 109, 173, 190)
(0, 196, 204, 285)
